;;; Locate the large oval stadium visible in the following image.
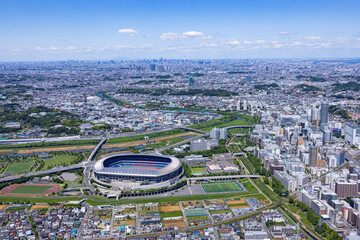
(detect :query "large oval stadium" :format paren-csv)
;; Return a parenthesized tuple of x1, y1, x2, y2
(93, 154, 183, 183)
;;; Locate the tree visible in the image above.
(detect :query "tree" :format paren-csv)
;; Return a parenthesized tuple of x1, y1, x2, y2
(263, 178, 269, 185)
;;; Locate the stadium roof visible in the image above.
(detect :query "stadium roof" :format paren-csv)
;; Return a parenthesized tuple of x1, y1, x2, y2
(93, 154, 181, 177)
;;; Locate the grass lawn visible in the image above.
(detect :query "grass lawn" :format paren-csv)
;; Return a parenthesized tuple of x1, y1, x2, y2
(202, 181, 243, 193)
(0, 139, 100, 150)
(198, 119, 249, 132)
(6, 161, 32, 174)
(147, 135, 193, 149)
(301, 217, 312, 228)
(187, 215, 209, 222)
(241, 181, 257, 192)
(228, 128, 251, 134)
(7, 206, 28, 211)
(40, 155, 78, 171)
(160, 211, 183, 219)
(288, 204, 299, 214)
(190, 167, 205, 174)
(62, 180, 72, 189)
(10, 185, 52, 194)
(277, 207, 297, 225)
(75, 177, 82, 185)
(107, 129, 186, 143)
(209, 209, 231, 214)
(298, 211, 306, 217)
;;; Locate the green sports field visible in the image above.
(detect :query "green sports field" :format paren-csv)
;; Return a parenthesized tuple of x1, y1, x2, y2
(190, 167, 206, 175)
(6, 161, 33, 174)
(10, 185, 52, 194)
(40, 155, 79, 171)
(202, 181, 243, 193)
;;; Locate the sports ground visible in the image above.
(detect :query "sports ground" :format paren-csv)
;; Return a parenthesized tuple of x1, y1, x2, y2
(1, 184, 60, 196)
(201, 181, 243, 193)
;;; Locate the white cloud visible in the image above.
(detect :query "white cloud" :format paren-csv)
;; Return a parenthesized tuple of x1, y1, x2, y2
(160, 31, 211, 40)
(24, 36, 360, 56)
(304, 36, 322, 40)
(226, 39, 240, 45)
(118, 28, 139, 36)
(279, 32, 297, 35)
(34, 46, 60, 51)
(198, 42, 218, 47)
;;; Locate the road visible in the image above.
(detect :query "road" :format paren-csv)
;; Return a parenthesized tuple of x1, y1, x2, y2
(82, 138, 107, 194)
(0, 163, 84, 183)
(224, 125, 254, 130)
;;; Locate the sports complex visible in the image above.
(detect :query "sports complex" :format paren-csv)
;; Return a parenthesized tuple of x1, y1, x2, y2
(93, 154, 183, 184)
(1, 184, 60, 196)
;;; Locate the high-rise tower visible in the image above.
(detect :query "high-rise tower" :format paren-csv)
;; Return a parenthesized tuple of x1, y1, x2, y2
(320, 101, 329, 125)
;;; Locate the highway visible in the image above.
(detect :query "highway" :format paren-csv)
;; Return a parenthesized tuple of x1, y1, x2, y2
(82, 138, 108, 194)
(0, 163, 84, 183)
(224, 125, 254, 130)
(178, 126, 209, 135)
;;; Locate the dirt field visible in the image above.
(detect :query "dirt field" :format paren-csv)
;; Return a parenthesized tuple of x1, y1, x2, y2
(17, 145, 96, 154)
(1, 183, 60, 196)
(163, 219, 186, 228)
(216, 199, 225, 203)
(104, 132, 200, 149)
(113, 219, 136, 227)
(229, 205, 249, 209)
(160, 205, 181, 212)
(0, 150, 15, 153)
(0, 205, 8, 211)
(120, 220, 136, 226)
(226, 200, 246, 205)
(31, 204, 49, 210)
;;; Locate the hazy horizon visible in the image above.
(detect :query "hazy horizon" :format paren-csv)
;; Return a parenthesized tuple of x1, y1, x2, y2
(1, 0, 360, 61)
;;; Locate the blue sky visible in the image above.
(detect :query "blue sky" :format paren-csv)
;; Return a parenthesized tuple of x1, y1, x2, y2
(1, 0, 360, 61)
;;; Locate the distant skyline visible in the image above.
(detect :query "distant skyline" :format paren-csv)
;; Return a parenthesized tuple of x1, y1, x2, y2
(1, 0, 360, 61)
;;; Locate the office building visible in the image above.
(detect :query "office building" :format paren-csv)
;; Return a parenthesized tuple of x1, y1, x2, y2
(311, 200, 326, 216)
(320, 101, 329, 125)
(323, 129, 332, 145)
(236, 101, 241, 111)
(335, 179, 358, 198)
(335, 151, 345, 166)
(311, 108, 320, 122)
(345, 122, 360, 146)
(220, 128, 227, 139)
(299, 189, 316, 208)
(309, 146, 319, 167)
(190, 138, 218, 152)
(274, 170, 297, 192)
(210, 128, 220, 139)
